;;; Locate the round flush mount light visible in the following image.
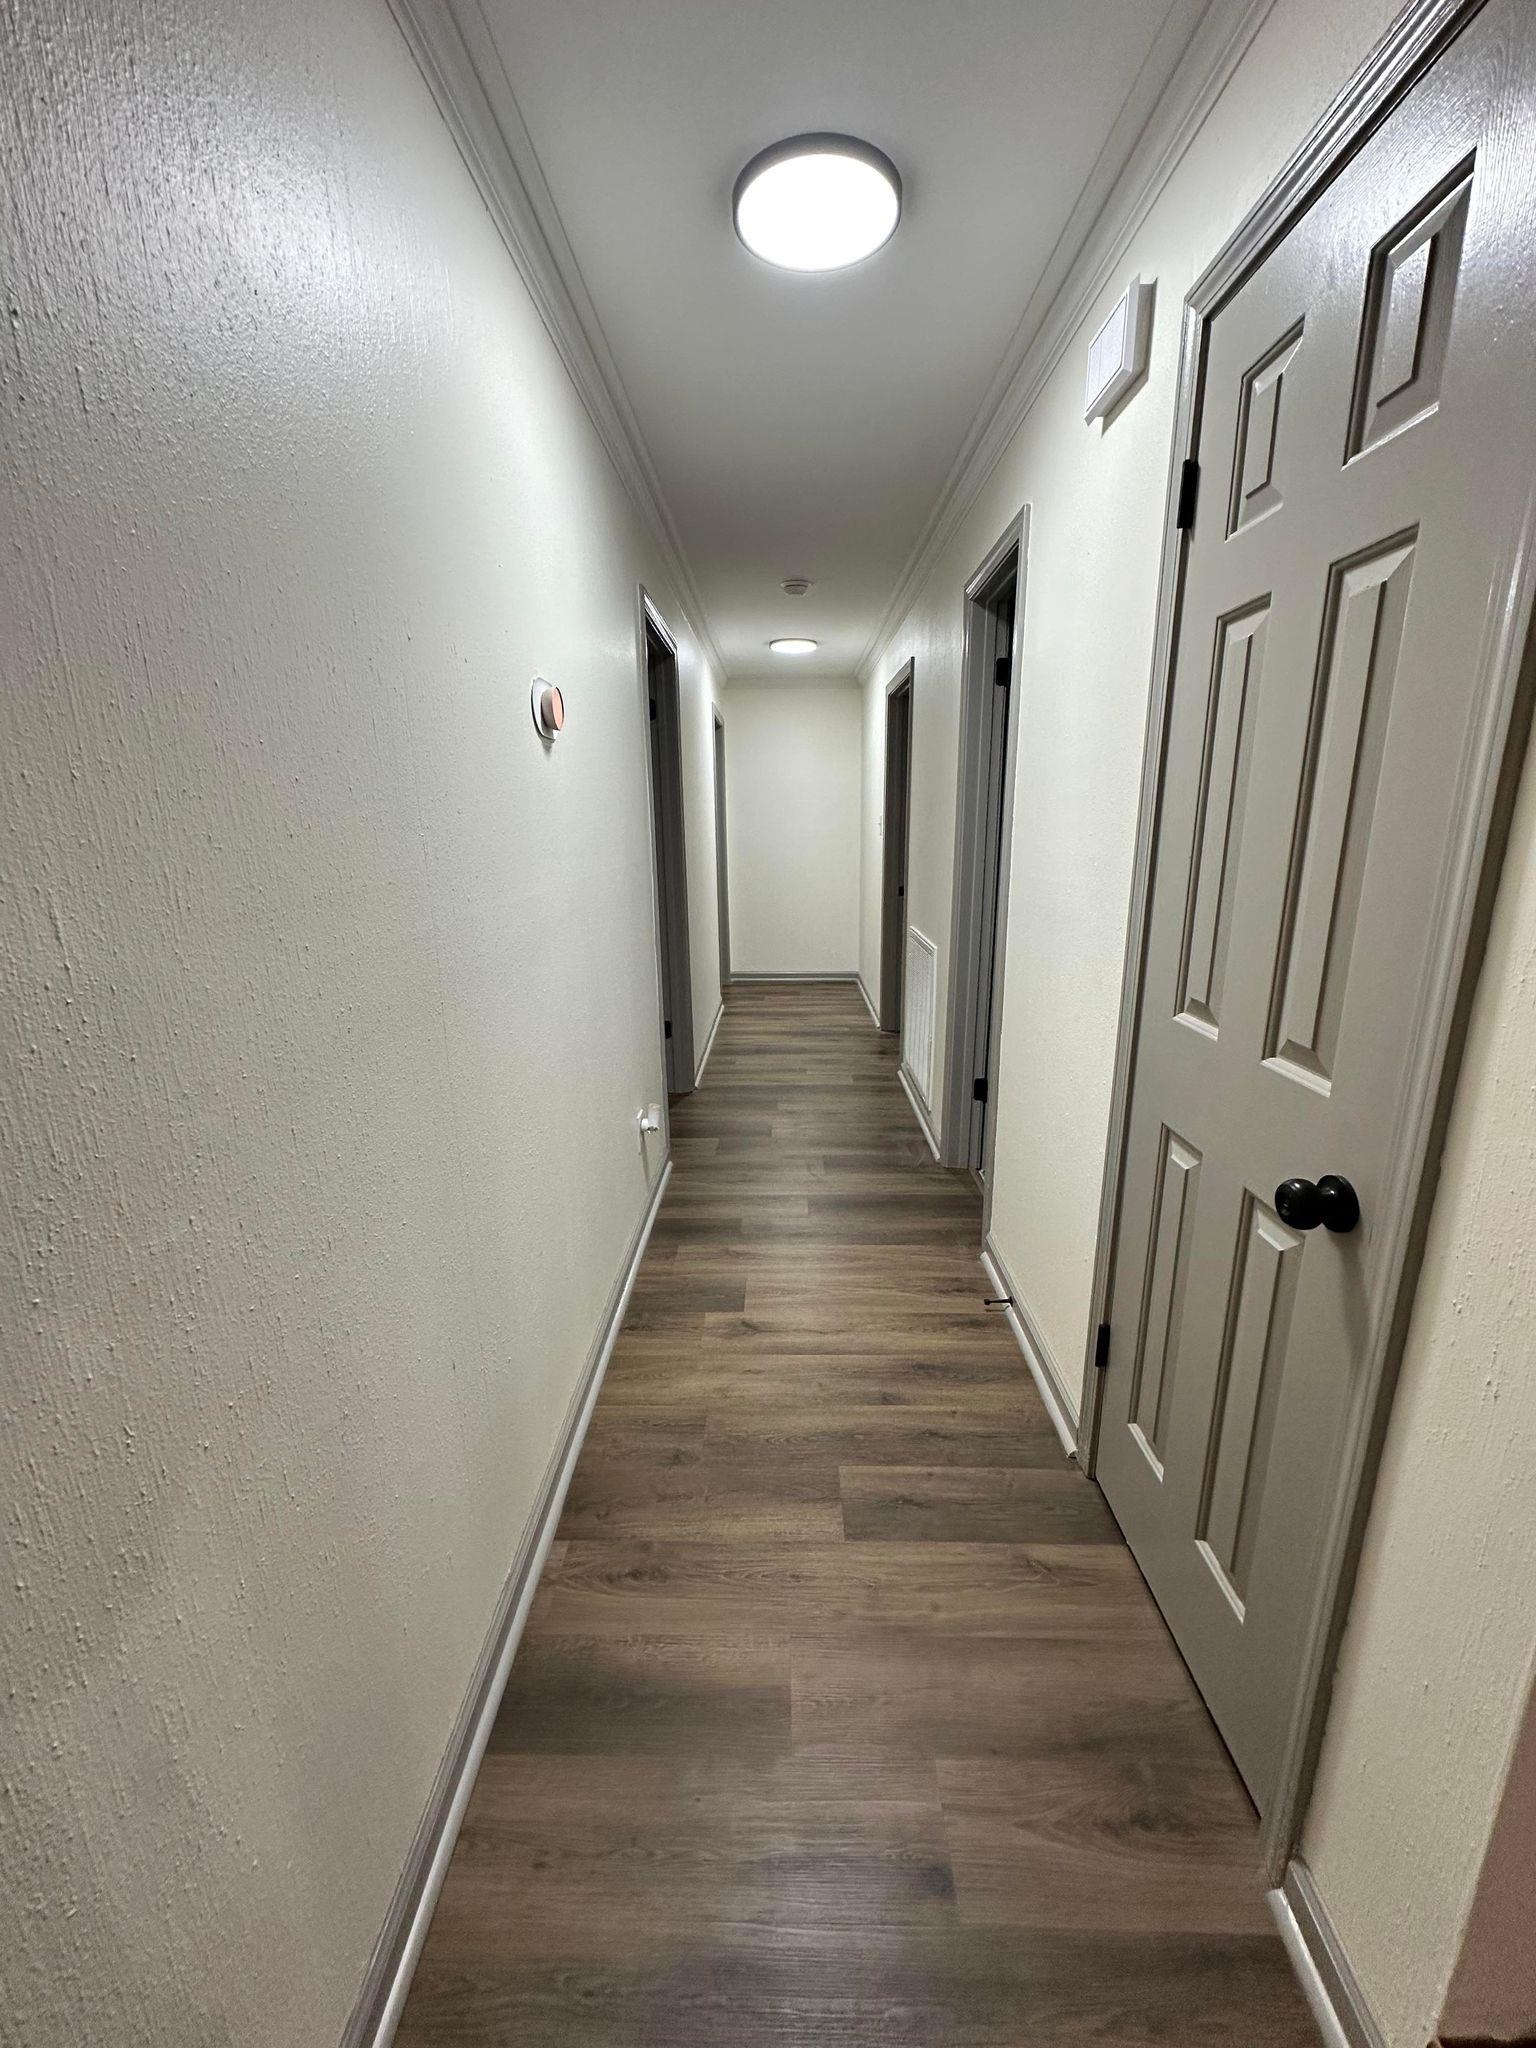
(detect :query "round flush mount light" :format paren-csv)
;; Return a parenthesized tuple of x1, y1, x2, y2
(531, 677, 565, 740)
(733, 134, 901, 272)
(769, 638, 819, 656)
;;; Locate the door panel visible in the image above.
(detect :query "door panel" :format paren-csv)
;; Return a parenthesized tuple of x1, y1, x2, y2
(1099, 0, 1536, 1810)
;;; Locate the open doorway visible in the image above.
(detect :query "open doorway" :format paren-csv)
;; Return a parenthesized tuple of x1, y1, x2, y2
(943, 516, 1026, 1188)
(712, 708, 730, 991)
(879, 664, 913, 1033)
(641, 598, 695, 1095)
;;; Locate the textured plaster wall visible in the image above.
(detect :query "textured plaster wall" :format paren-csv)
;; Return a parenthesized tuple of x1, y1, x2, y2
(0, 0, 718, 2041)
(1302, 741, 1536, 2048)
(1438, 1669, 1536, 2043)
(722, 682, 862, 977)
(855, 0, 1536, 2040)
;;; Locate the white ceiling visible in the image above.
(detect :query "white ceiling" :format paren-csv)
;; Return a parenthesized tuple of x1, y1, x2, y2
(466, 0, 1211, 678)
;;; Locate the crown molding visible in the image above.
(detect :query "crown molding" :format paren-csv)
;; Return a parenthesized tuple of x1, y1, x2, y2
(384, 0, 726, 680)
(856, 0, 1278, 677)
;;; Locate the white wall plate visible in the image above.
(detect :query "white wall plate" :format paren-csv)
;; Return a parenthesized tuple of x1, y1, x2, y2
(1084, 275, 1153, 422)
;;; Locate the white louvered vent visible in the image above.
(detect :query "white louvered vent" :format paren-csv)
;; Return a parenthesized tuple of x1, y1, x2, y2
(903, 927, 938, 1106)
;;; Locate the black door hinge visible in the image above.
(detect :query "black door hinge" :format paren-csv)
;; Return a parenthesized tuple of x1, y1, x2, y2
(1176, 458, 1200, 531)
(972, 1075, 988, 1104)
(994, 654, 1011, 688)
(1094, 1321, 1112, 1372)
(664, 1019, 673, 1039)
(649, 695, 658, 721)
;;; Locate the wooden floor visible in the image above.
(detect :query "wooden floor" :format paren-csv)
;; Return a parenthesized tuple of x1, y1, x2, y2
(397, 982, 1319, 2047)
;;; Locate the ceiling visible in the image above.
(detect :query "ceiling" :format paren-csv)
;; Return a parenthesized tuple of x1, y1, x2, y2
(464, 0, 1212, 679)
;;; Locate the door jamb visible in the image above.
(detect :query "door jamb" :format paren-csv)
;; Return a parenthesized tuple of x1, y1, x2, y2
(1077, 0, 1532, 1881)
(941, 509, 1029, 1225)
(637, 587, 696, 1101)
(712, 706, 730, 990)
(879, 661, 915, 1034)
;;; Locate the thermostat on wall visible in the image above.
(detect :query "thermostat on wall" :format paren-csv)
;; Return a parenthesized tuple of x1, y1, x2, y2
(531, 677, 565, 740)
(1084, 276, 1153, 422)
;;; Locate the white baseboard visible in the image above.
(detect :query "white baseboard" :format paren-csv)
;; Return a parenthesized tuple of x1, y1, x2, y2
(855, 975, 881, 1029)
(727, 970, 859, 982)
(1270, 1860, 1385, 2048)
(979, 1237, 1080, 1461)
(897, 1062, 941, 1160)
(344, 1160, 673, 2048)
(693, 999, 725, 1085)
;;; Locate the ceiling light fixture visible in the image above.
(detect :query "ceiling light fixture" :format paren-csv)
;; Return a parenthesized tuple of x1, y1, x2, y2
(770, 638, 818, 656)
(733, 134, 901, 272)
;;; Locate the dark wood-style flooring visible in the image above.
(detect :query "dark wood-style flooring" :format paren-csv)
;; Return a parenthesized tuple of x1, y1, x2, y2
(396, 981, 1319, 2046)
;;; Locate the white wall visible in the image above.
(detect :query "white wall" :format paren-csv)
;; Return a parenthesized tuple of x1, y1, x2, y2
(1301, 734, 1536, 2047)
(855, 0, 1536, 2041)
(0, 0, 719, 2042)
(723, 682, 862, 977)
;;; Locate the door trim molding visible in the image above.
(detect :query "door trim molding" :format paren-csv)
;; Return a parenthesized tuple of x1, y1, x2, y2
(638, 588, 696, 1099)
(1080, 0, 1532, 1879)
(855, 975, 882, 1029)
(711, 706, 730, 988)
(941, 509, 1029, 1187)
(879, 661, 916, 1033)
(343, 1160, 673, 2048)
(1269, 1860, 1386, 2048)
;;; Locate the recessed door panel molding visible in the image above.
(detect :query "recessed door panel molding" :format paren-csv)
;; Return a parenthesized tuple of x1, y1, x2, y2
(1197, 1194, 1304, 1614)
(1129, 1128, 1202, 1476)
(1265, 533, 1416, 1091)
(1228, 326, 1303, 535)
(1176, 601, 1269, 1036)
(1348, 159, 1473, 459)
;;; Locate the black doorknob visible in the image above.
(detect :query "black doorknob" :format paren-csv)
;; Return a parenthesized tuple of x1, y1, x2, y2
(1274, 1175, 1360, 1234)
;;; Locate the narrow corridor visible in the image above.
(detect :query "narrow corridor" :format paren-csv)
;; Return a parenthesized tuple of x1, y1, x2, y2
(396, 983, 1318, 2045)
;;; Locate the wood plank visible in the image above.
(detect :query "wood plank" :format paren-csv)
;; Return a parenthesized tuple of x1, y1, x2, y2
(840, 1465, 1122, 1542)
(537, 1540, 1167, 1641)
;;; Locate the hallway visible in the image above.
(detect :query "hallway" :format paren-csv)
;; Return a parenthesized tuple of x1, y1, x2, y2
(396, 983, 1317, 2046)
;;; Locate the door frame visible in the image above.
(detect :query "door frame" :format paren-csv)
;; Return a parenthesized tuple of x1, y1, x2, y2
(941, 509, 1029, 1221)
(712, 706, 730, 990)
(879, 661, 915, 1033)
(1079, 0, 1536, 1878)
(638, 588, 696, 1097)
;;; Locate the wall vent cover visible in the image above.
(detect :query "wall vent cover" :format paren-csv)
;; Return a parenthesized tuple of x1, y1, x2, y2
(904, 927, 939, 1106)
(1085, 276, 1153, 422)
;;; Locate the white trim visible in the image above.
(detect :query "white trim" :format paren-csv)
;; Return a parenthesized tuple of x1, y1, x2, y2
(857, 0, 1276, 672)
(384, 0, 724, 682)
(1269, 1861, 1384, 2048)
(897, 1063, 941, 1161)
(693, 999, 725, 1086)
(728, 971, 860, 983)
(349, 1161, 673, 2048)
(855, 975, 882, 1029)
(979, 1241, 1080, 1461)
